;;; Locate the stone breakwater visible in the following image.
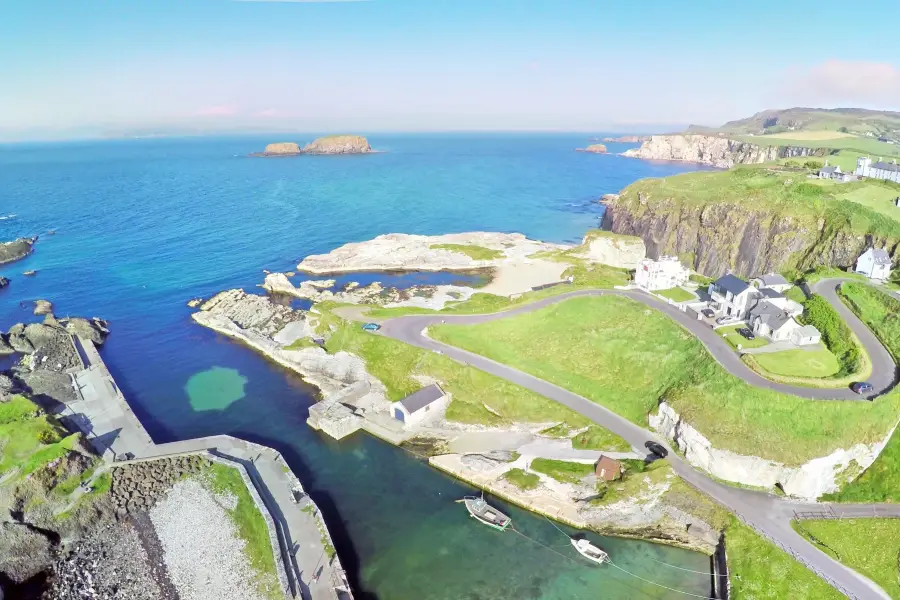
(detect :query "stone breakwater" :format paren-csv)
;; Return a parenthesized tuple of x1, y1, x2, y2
(622, 134, 833, 168)
(650, 402, 898, 499)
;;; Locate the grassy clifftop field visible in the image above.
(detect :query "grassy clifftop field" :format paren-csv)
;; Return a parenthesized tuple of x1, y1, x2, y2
(603, 165, 900, 277)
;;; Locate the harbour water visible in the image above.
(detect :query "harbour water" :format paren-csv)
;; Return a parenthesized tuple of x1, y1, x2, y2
(0, 134, 712, 599)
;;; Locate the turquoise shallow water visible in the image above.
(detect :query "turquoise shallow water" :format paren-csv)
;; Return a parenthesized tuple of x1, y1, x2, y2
(0, 134, 712, 599)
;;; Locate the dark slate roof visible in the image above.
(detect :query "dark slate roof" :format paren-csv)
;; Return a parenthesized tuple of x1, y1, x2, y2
(398, 383, 445, 413)
(872, 248, 892, 265)
(873, 161, 900, 172)
(713, 274, 750, 296)
(760, 288, 785, 299)
(820, 166, 838, 174)
(756, 273, 789, 287)
(750, 301, 794, 331)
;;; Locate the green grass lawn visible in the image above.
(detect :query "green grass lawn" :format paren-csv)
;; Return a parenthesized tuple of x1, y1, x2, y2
(823, 283, 900, 502)
(726, 520, 843, 600)
(205, 462, 280, 598)
(716, 324, 769, 350)
(570, 425, 631, 452)
(751, 348, 840, 378)
(529, 458, 594, 484)
(429, 243, 504, 261)
(502, 468, 540, 490)
(431, 295, 900, 464)
(324, 319, 593, 428)
(793, 519, 900, 599)
(0, 395, 78, 478)
(785, 286, 808, 304)
(835, 182, 900, 222)
(655, 287, 694, 302)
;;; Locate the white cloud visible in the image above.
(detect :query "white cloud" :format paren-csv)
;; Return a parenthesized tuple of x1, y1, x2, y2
(785, 60, 900, 107)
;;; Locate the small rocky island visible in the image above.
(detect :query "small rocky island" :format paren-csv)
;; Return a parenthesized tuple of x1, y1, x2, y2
(252, 135, 373, 157)
(576, 144, 607, 154)
(0, 237, 36, 265)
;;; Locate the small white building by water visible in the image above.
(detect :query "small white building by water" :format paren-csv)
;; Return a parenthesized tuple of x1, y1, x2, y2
(392, 384, 449, 427)
(634, 256, 690, 291)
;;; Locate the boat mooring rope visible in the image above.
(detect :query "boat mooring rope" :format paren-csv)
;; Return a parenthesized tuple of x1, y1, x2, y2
(605, 560, 711, 599)
(646, 555, 720, 576)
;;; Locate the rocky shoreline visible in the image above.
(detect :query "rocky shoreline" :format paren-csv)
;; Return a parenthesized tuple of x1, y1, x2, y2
(0, 237, 36, 265)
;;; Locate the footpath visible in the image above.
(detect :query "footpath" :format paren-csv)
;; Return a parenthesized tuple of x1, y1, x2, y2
(60, 336, 353, 600)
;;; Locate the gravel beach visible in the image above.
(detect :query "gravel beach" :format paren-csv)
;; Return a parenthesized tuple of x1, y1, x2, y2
(150, 477, 265, 600)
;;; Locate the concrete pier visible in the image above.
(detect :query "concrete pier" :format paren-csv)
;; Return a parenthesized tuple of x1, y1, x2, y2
(60, 336, 353, 600)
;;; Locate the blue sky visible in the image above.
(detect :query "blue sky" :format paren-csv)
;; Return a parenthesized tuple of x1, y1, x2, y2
(2, 0, 899, 140)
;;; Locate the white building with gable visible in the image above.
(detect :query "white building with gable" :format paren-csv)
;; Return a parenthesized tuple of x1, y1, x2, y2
(856, 157, 900, 183)
(855, 248, 893, 281)
(634, 256, 690, 291)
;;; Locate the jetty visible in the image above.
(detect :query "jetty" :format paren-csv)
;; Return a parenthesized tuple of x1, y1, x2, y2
(60, 336, 353, 600)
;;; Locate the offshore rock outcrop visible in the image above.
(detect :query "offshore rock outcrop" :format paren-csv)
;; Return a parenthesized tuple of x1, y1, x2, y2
(302, 135, 372, 155)
(601, 191, 900, 278)
(576, 144, 607, 153)
(255, 142, 301, 156)
(622, 134, 834, 168)
(0, 237, 36, 265)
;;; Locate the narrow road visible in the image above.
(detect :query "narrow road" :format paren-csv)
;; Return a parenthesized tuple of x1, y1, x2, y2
(379, 283, 899, 599)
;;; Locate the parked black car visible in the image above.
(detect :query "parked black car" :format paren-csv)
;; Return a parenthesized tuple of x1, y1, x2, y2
(645, 441, 669, 459)
(851, 382, 874, 395)
(738, 327, 755, 340)
(701, 308, 715, 318)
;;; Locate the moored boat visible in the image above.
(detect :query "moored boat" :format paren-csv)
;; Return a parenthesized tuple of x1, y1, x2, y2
(457, 496, 511, 531)
(571, 537, 610, 564)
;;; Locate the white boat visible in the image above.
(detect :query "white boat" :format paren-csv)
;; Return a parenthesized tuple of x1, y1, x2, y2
(457, 496, 511, 531)
(571, 537, 610, 564)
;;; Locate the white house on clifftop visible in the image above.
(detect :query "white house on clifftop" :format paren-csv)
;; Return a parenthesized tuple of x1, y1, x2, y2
(856, 157, 900, 183)
(634, 256, 690, 291)
(855, 248, 892, 281)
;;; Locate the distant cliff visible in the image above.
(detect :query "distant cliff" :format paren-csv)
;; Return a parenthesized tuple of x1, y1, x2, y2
(622, 134, 834, 168)
(302, 135, 372, 155)
(601, 169, 900, 277)
(601, 135, 650, 143)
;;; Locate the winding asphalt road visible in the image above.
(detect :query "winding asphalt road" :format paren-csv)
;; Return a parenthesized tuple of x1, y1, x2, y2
(379, 281, 900, 599)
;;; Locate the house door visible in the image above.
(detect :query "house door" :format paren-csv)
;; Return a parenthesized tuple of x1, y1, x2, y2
(394, 408, 405, 422)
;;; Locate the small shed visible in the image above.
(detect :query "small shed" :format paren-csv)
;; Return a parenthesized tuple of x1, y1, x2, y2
(790, 324, 822, 347)
(594, 455, 623, 482)
(392, 383, 449, 427)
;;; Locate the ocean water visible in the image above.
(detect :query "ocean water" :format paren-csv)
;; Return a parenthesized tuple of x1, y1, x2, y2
(0, 134, 711, 599)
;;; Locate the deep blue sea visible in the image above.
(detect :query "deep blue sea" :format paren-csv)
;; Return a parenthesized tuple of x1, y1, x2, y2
(0, 134, 710, 599)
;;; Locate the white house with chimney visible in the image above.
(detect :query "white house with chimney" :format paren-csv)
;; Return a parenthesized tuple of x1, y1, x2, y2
(856, 157, 900, 183)
(634, 256, 690, 291)
(855, 248, 893, 281)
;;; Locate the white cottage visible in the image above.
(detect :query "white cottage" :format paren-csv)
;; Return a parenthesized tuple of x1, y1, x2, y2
(856, 157, 900, 183)
(709, 274, 760, 319)
(855, 248, 892, 281)
(750, 273, 792, 294)
(634, 256, 690, 291)
(392, 384, 449, 427)
(748, 300, 821, 346)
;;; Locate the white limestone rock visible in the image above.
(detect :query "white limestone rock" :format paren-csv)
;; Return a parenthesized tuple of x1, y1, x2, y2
(650, 402, 897, 499)
(576, 233, 646, 269)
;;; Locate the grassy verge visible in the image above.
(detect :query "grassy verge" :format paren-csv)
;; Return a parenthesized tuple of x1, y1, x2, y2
(793, 519, 900, 599)
(655, 287, 694, 302)
(741, 354, 859, 389)
(823, 283, 900, 502)
(802, 294, 868, 377)
(204, 462, 279, 596)
(502, 468, 540, 490)
(284, 337, 319, 350)
(593, 459, 668, 506)
(717, 324, 769, 350)
(530, 458, 593, 484)
(751, 348, 839, 378)
(431, 295, 900, 464)
(428, 243, 504, 261)
(726, 519, 843, 600)
(570, 425, 631, 452)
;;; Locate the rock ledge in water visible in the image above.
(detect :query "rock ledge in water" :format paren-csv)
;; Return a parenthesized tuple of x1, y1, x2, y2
(302, 135, 372, 155)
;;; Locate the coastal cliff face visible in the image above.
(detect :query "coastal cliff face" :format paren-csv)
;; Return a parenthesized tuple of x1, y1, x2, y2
(302, 135, 371, 155)
(601, 177, 900, 277)
(651, 402, 896, 499)
(622, 134, 832, 168)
